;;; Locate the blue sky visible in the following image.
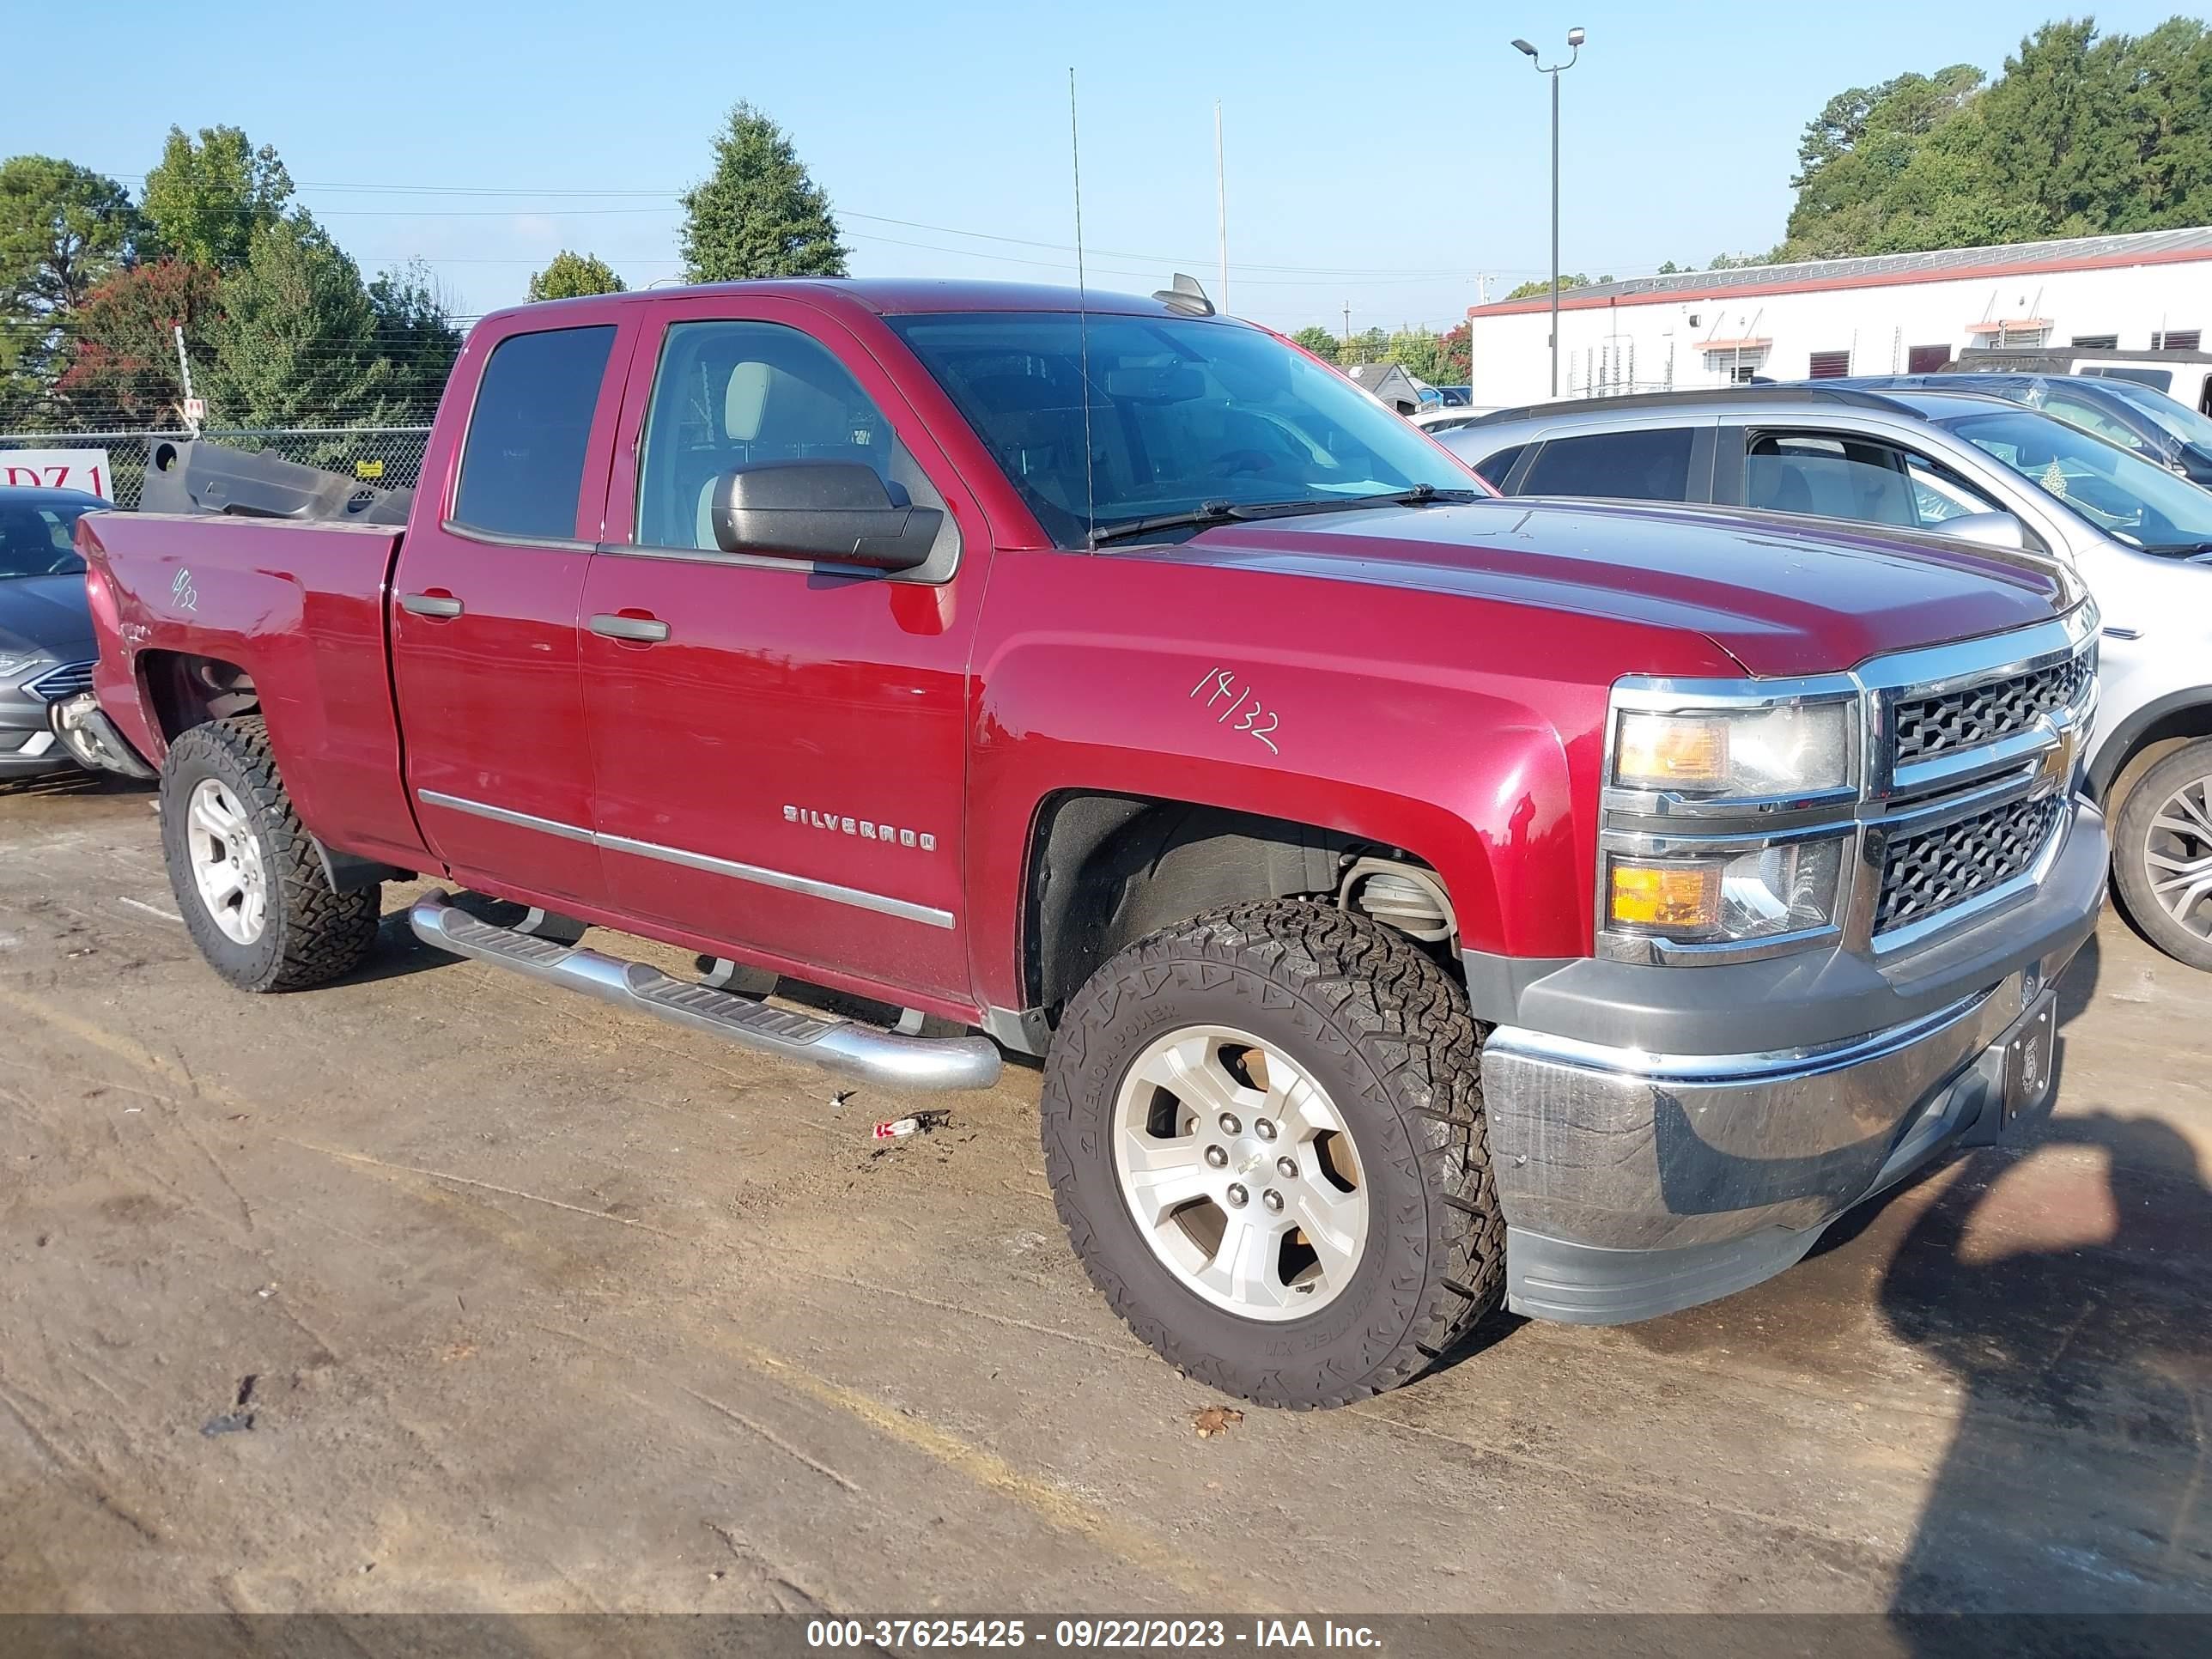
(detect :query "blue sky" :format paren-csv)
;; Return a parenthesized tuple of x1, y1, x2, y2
(10, 1, 2197, 331)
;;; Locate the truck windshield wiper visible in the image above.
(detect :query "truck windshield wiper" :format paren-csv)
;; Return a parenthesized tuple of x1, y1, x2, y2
(1087, 483, 1479, 547)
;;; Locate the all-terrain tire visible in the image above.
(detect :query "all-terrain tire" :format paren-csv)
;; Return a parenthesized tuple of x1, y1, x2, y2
(2112, 737, 2212, 972)
(160, 716, 382, 992)
(1040, 898, 1505, 1408)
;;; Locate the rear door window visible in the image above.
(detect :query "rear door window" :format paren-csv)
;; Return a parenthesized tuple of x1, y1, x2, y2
(1520, 428, 1695, 501)
(453, 325, 618, 540)
(1470, 443, 1525, 489)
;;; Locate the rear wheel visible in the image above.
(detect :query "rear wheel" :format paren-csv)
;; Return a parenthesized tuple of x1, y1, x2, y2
(160, 716, 381, 992)
(1040, 899, 1504, 1408)
(2113, 738, 2212, 971)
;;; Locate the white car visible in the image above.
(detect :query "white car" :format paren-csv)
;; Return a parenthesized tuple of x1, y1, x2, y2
(1411, 405, 1501, 434)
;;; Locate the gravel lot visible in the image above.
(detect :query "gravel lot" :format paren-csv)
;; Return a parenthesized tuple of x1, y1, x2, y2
(1, 774, 2206, 1617)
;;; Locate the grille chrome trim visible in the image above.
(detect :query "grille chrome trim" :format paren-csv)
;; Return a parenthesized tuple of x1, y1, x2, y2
(1598, 606, 2096, 966)
(1875, 794, 2064, 934)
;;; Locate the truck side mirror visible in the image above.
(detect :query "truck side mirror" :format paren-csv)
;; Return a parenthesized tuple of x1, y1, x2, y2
(708, 460, 940, 573)
(1937, 510, 2028, 550)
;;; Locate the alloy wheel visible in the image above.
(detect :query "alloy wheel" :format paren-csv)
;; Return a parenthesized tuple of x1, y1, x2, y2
(2144, 773, 2212, 942)
(1110, 1024, 1369, 1321)
(185, 776, 270, 946)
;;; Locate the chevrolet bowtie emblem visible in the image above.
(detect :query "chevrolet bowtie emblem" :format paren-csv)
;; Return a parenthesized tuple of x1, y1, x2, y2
(2031, 714, 2080, 799)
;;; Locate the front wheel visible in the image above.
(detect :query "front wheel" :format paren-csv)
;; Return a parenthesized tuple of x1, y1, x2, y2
(1040, 900, 1504, 1408)
(160, 716, 382, 992)
(2112, 738, 2212, 971)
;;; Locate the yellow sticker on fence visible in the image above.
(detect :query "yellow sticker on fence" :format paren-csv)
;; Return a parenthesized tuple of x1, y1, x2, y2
(355, 459, 385, 480)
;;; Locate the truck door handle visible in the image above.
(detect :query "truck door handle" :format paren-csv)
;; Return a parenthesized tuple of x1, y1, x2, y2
(401, 591, 465, 619)
(589, 612, 671, 644)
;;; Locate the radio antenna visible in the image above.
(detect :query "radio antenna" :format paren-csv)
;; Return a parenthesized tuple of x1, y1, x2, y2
(1070, 67, 1097, 549)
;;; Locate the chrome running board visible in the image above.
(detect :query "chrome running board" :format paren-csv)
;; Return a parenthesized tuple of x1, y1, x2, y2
(408, 890, 1001, 1092)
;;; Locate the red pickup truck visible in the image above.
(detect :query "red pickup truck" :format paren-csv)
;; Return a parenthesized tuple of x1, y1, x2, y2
(67, 279, 2107, 1407)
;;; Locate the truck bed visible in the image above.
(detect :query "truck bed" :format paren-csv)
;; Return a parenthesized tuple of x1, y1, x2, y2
(76, 511, 429, 872)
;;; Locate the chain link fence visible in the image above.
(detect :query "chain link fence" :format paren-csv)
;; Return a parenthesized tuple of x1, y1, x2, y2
(0, 427, 432, 510)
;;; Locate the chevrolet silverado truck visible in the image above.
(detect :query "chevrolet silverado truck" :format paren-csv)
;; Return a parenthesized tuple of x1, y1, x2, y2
(67, 279, 2107, 1407)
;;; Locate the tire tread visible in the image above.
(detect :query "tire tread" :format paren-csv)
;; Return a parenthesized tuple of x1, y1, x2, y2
(162, 716, 380, 992)
(1040, 897, 1506, 1409)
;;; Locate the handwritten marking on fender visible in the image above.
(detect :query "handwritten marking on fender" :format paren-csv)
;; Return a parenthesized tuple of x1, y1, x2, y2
(1188, 666, 1281, 755)
(170, 568, 198, 612)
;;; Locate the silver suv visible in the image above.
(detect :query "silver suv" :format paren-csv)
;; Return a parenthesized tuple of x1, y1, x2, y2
(1438, 386, 2212, 969)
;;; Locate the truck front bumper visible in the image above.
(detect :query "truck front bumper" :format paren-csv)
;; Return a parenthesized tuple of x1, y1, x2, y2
(1480, 796, 2107, 1325)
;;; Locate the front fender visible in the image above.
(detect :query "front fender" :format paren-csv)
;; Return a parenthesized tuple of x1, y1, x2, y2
(961, 550, 1741, 1012)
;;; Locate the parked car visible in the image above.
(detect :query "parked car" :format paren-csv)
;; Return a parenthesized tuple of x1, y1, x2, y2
(1831, 372, 2212, 487)
(1438, 386, 2212, 968)
(1435, 385, 1474, 407)
(68, 283, 2104, 1407)
(0, 485, 102, 780)
(1955, 345, 2212, 415)
(1411, 404, 1502, 434)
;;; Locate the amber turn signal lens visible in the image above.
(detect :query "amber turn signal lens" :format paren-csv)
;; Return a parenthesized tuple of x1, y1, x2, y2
(1614, 712, 1729, 790)
(1609, 860, 1723, 931)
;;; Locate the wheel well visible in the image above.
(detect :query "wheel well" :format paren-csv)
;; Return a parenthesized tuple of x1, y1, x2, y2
(2099, 700, 2212, 815)
(139, 651, 259, 744)
(1021, 791, 1451, 1012)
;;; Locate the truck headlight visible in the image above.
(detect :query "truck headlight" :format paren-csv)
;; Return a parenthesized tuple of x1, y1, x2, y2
(1607, 836, 1848, 943)
(1613, 702, 1852, 798)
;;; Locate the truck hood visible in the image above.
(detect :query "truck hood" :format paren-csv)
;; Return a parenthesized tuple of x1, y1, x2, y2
(1131, 497, 2075, 678)
(0, 573, 94, 661)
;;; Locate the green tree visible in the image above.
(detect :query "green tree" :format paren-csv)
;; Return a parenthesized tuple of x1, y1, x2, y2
(1382, 326, 1447, 385)
(54, 259, 221, 425)
(1776, 21, 2212, 260)
(528, 250, 627, 301)
(368, 258, 463, 417)
(1340, 325, 1389, 363)
(202, 215, 398, 429)
(1504, 272, 1592, 301)
(680, 104, 848, 283)
(0, 155, 136, 416)
(140, 125, 293, 271)
(1290, 325, 1340, 362)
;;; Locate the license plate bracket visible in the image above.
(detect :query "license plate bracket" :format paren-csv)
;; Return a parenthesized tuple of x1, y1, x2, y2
(1997, 986, 2060, 1127)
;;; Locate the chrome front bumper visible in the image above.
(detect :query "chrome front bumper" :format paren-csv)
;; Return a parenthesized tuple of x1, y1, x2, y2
(1480, 796, 2105, 1326)
(48, 692, 156, 780)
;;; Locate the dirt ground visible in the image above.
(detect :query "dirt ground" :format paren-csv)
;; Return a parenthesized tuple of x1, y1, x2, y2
(1, 772, 2206, 1619)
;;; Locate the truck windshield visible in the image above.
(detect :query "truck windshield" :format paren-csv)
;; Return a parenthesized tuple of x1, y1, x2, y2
(886, 312, 1474, 547)
(0, 503, 89, 580)
(1936, 407, 2212, 556)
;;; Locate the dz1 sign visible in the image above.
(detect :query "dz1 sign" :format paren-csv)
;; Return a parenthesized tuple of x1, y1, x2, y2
(2, 448, 114, 501)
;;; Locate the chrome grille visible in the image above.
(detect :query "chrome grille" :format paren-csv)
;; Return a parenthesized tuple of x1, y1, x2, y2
(1876, 794, 2063, 933)
(1893, 656, 2087, 765)
(22, 659, 94, 702)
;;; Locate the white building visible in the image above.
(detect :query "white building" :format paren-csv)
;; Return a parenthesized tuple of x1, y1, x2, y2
(1464, 227, 2212, 407)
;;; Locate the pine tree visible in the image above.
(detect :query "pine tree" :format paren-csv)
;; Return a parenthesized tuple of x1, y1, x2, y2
(679, 105, 848, 283)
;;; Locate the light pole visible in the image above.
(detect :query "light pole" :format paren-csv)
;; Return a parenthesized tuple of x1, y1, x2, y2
(1512, 27, 1584, 398)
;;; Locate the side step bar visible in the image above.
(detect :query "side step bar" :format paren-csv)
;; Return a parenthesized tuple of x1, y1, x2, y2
(408, 890, 1001, 1092)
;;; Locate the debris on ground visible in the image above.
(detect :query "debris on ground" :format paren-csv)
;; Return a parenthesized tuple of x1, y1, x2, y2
(828, 1090, 854, 1111)
(200, 1413, 254, 1437)
(872, 1109, 952, 1141)
(1192, 1407, 1244, 1439)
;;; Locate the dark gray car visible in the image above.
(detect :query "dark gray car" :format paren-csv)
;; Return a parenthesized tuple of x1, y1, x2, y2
(0, 487, 101, 779)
